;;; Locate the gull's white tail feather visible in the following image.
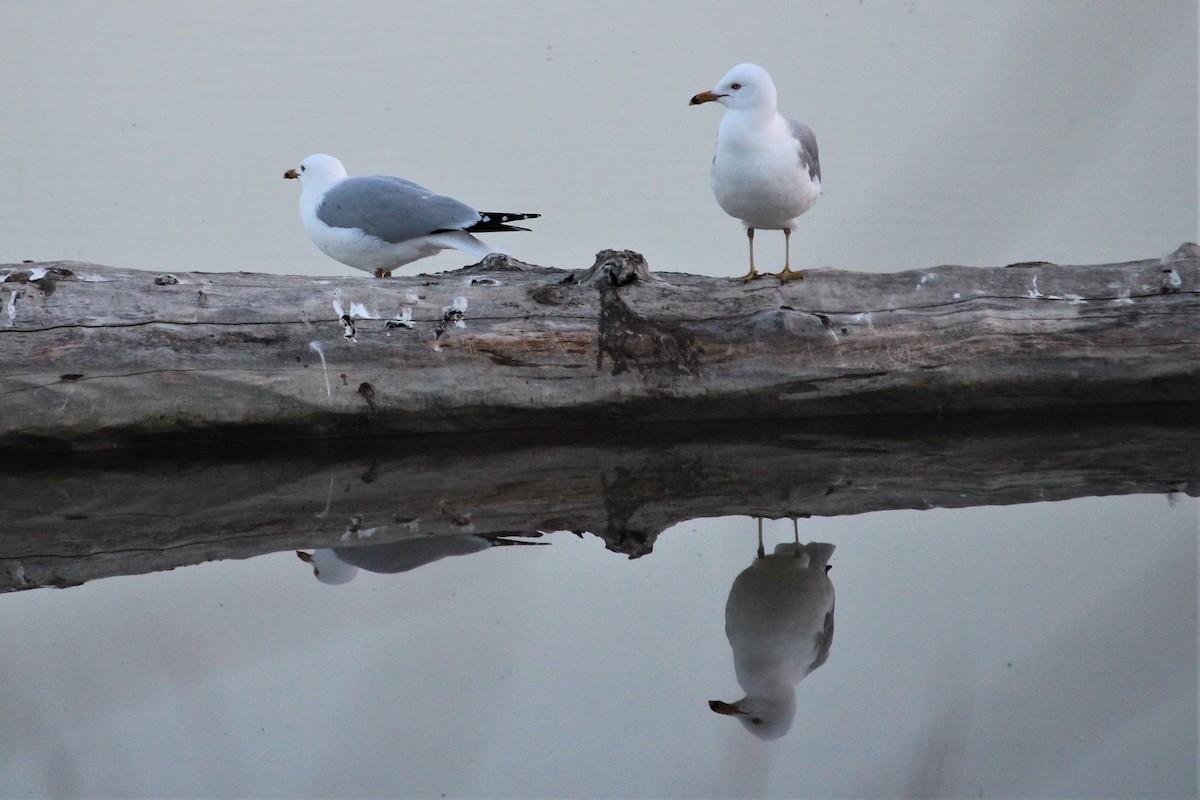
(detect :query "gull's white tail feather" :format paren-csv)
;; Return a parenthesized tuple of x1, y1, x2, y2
(428, 231, 506, 258)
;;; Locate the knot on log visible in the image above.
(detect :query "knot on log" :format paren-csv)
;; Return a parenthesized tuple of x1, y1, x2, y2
(1168, 242, 1200, 261)
(575, 249, 656, 286)
(462, 254, 543, 273)
(598, 528, 658, 559)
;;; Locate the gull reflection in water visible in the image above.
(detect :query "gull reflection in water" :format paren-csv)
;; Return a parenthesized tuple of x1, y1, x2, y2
(711, 518, 836, 740)
(297, 534, 546, 584)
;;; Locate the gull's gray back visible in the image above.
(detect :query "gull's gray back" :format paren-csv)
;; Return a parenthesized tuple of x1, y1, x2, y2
(316, 175, 481, 244)
(788, 118, 821, 183)
(333, 536, 491, 574)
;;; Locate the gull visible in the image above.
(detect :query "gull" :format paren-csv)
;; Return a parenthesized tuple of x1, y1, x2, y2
(284, 154, 539, 277)
(710, 518, 835, 740)
(297, 533, 545, 585)
(690, 63, 821, 282)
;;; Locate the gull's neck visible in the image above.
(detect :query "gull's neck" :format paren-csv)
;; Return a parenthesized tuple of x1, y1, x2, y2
(724, 101, 779, 131)
(301, 171, 346, 203)
(719, 105, 785, 151)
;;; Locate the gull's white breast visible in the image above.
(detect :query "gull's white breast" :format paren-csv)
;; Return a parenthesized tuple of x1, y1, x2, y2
(299, 191, 439, 273)
(711, 114, 820, 230)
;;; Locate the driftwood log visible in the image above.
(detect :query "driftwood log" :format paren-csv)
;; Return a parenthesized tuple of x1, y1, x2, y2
(1, 406, 1196, 592)
(1, 244, 1198, 451)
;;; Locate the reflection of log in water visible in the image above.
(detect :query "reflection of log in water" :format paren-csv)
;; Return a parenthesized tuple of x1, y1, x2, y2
(1, 405, 1196, 592)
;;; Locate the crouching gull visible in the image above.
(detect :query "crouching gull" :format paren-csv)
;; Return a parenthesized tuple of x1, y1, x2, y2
(296, 534, 546, 584)
(284, 153, 539, 277)
(690, 63, 821, 282)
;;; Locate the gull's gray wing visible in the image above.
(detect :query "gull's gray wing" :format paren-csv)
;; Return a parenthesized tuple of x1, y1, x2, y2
(315, 175, 481, 244)
(808, 602, 835, 674)
(333, 535, 493, 574)
(329, 534, 545, 574)
(788, 117, 821, 184)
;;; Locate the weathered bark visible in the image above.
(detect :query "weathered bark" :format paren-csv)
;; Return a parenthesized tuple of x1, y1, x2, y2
(1, 245, 1197, 451)
(1, 406, 1196, 591)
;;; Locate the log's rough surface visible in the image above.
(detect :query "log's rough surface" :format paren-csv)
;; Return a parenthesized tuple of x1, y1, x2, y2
(1, 245, 1198, 450)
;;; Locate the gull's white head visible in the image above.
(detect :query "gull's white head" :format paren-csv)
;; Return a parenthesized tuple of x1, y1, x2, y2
(709, 690, 797, 741)
(283, 153, 349, 192)
(689, 63, 778, 114)
(296, 549, 358, 585)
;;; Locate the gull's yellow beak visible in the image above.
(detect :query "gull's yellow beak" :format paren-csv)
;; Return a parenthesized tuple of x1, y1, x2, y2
(689, 90, 722, 106)
(283, 168, 300, 180)
(708, 700, 744, 716)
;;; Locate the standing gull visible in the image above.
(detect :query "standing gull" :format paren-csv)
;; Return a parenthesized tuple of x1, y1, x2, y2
(690, 63, 821, 282)
(710, 518, 835, 740)
(284, 154, 539, 277)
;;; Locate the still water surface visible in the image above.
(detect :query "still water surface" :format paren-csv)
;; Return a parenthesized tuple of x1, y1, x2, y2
(2, 500, 1196, 797)
(1, 1, 1197, 797)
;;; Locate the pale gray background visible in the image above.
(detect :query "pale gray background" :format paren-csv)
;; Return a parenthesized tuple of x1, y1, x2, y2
(3, 1, 1196, 277)
(1, 1, 1197, 798)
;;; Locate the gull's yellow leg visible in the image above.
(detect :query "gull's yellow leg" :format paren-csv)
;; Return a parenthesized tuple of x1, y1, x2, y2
(734, 228, 760, 282)
(778, 228, 805, 282)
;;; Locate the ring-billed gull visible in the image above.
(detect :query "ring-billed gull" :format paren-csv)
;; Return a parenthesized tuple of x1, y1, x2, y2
(284, 154, 539, 278)
(710, 518, 835, 740)
(296, 534, 546, 584)
(690, 63, 821, 282)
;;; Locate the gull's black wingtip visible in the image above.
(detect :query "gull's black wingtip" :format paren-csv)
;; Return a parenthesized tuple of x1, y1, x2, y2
(469, 212, 541, 233)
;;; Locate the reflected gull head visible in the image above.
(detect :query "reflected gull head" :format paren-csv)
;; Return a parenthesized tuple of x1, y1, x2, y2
(296, 548, 358, 585)
(284, 153, 539, 278)
(710, 518, 835, 740)
(690, 63, 821, 282)
(297, 534, 545, 584)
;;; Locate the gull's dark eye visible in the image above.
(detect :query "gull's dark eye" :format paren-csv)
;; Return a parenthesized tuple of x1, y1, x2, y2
(731, 83, 742, 90)
(300, 165, 306, 172)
